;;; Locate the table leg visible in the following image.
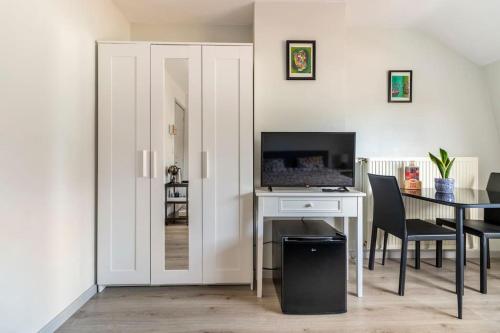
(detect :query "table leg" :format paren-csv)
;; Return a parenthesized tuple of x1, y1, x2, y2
(357, 196, 364, 297)
(455, 207, 464, 319)
(343, 217, 349, 281)
(256, 197, 264, 298)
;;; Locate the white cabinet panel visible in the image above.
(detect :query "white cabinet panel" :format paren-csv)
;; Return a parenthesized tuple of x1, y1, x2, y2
(97, 43, 151, 285)
(202, 45, 253, 284)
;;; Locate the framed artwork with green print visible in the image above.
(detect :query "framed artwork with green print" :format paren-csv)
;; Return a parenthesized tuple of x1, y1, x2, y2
(286, 40, 316, 80)
(388, 70, 412, 103)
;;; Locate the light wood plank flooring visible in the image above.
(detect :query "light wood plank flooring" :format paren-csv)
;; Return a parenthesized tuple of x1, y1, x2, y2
(165, 224, 189, 270)
(59, 258, 500, 332)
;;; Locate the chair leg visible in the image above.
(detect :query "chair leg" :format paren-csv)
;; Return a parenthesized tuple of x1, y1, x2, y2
(463, 234, 467, 266)
(369, 227, 377, 270)
(480, 236, 488, 294)
(382, 231, 388, 265)
(435, 220, 443, 268)
(415, 241, 421, 269)
(436, 240, 443, 268)
(487, 238, 491, 269)
(398, 239, 408, 296)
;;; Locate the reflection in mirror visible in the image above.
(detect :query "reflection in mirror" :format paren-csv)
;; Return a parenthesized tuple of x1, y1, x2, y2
(164, 59, 189, 270)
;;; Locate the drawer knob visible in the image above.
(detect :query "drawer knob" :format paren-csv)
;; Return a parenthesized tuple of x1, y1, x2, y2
(305, 202, 314, 208)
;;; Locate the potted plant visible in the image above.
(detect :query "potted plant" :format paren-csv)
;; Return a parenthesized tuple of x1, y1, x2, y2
(429, 148, 455, 193)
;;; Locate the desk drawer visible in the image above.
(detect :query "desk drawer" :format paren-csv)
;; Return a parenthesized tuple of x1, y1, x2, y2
(279, 198, 342, 213)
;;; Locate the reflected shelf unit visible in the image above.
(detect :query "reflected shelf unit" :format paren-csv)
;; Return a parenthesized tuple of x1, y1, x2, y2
(165, 182, 189, 224)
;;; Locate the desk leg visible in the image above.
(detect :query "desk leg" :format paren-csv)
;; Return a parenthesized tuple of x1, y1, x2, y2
(257, 197, 264, 298)
(343, 217, 349, 281)
(456, 207, 464, 319)
(357, 196, 364, 297)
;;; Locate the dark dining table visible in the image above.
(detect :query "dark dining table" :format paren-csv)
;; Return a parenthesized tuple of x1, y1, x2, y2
(401, 188, 500, 319)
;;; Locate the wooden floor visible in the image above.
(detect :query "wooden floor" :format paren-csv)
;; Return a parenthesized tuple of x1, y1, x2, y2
(165, 224, 189, 270)
(59, 258, 500, 332)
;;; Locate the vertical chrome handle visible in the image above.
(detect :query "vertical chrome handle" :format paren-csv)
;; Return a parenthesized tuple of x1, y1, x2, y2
(202, 151, 209, 179)
(151, 151, 158, 178)
(140, 150, 148, 178)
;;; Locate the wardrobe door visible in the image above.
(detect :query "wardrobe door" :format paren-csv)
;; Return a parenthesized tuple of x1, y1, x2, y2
(202, 45, 253, 284)
(150, 45, 203, 284)
(97, 43, 151, 285)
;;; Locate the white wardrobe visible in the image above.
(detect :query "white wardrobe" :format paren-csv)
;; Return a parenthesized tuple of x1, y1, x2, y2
(97, 42, 253, 287)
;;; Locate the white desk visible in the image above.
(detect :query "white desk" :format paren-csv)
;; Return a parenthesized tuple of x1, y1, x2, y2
(255, 188, 366, 298)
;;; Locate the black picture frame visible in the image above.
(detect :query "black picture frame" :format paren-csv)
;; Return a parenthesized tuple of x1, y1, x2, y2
(286, 40, 316, 80)
(388, 70, 413, 103)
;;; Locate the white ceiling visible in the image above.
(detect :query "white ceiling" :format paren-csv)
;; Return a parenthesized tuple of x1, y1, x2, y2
(113, 0, 500, 65)
(346, 0, 500, 65)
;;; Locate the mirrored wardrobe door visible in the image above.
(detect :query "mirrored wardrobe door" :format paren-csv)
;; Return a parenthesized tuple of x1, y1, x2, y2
(150, 44, 202, 284)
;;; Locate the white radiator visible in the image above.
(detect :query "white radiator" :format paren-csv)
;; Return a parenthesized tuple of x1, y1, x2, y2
(359, 157, 479, 251)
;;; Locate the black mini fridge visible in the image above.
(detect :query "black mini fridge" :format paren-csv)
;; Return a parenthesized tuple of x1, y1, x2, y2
(272, 220, 346, 314)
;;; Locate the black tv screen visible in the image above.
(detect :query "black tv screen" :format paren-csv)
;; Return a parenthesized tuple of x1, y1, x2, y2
(261, 132, 356, 187)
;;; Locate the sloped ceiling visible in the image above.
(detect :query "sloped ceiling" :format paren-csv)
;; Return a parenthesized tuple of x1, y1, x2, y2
(346, 0, 500, 65)
(113, 0, 500, 65)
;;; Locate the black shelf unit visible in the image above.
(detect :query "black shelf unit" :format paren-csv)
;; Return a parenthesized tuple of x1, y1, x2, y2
(165, 182, 188, 224)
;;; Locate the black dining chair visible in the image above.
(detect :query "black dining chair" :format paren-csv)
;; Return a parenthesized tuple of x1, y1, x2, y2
(368, 174, 456, 296)
(436, 172, 500, 294)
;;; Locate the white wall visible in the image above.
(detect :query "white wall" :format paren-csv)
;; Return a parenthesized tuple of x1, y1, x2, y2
(254, 1, 346, 183)
(483, 60, 500, 251)
(131, 23, 253, 43)
(343, 28, 500, 187)
(484, 59, 500, 142)
(255, 1, 500, 266)
(254, 1, 500, 188)
(0, 1, 130, 332)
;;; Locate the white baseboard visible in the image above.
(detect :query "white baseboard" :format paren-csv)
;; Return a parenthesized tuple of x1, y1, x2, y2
(39, 284, 97, 333)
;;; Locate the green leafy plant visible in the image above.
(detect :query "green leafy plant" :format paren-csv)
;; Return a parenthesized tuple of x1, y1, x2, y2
(429, 148, 455, 179)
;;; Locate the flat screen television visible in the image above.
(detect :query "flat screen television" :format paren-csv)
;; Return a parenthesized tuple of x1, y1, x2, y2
(261, 132, 356, 188)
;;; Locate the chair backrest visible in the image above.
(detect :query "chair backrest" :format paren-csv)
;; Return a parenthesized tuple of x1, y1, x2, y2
(368, 174, 407, 238)
(485, 172, 500, 224)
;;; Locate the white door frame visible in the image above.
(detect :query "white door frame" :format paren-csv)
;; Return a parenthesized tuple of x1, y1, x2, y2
(150, 45, 203, 284)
